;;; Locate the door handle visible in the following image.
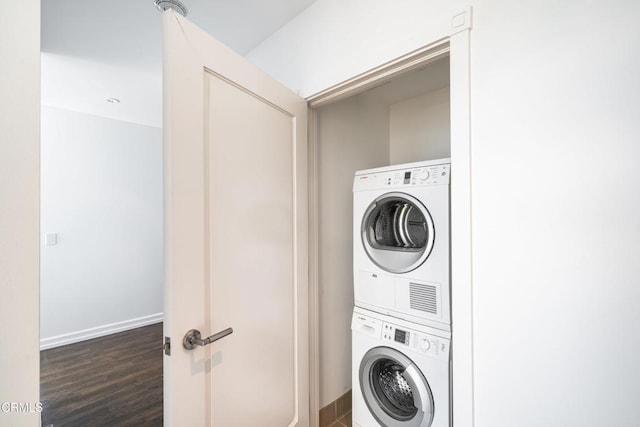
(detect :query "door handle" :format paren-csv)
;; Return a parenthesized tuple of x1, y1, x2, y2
(182, 327, 233, 350)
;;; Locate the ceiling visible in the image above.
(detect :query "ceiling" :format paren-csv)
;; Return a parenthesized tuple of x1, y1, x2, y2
(41, 0, 317, 127)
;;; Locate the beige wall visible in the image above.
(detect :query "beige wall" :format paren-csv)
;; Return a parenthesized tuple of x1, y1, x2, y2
(0, 0, 41, 425)
(316, 93, 389, 406)
(315, 72, 451, 406)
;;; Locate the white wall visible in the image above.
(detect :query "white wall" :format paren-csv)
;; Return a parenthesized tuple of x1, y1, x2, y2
(41, 53, 162, 128)
(0, 0, 41, 424)
(40, 106, 163, 348)
(248, 0, 640, 425)
(247, 0, 459, 98)
(389, 87, 451, 164)
(470, 2, 640, 425)
(316, 93, 389, 406)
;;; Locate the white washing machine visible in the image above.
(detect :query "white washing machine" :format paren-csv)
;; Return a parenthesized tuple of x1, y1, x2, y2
(352, 307, 451, 427)
(353, 159, 450, 330)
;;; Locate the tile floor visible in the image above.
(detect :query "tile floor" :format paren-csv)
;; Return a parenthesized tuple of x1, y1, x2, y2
(330, 410, 352, 427)
(320, 390, 352, 427)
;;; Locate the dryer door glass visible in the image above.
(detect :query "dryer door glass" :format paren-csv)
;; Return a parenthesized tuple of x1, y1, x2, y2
(359, 347, 434, 427)
(362, 192, 435, 274)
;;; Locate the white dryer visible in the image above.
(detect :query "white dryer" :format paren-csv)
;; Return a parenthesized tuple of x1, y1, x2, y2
(353, 159, 450, 330)
(352, 307, 451, 427)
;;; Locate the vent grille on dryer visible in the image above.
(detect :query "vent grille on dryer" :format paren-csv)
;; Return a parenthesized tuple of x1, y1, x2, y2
(409, 282, 438, 314)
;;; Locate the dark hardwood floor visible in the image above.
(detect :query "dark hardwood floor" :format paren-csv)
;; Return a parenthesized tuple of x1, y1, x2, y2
(40, 323, 163, 427)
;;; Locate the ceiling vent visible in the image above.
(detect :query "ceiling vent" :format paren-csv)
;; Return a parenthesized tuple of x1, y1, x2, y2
(154, 0, 188, 17)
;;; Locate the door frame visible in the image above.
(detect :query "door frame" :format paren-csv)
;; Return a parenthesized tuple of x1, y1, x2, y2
(0, 1, 41, 424)
(305, 8, 473, 426)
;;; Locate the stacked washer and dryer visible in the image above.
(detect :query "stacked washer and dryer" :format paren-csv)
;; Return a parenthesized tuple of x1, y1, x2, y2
(351, 159, 452, 427)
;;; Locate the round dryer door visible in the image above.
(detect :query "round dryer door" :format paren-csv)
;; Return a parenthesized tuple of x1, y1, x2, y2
(359, 347, 434, 427)
(361, 192, 435, 274)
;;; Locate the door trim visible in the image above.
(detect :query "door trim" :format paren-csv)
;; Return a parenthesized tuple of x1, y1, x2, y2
(307, 40, 450, 109)
(307, 107, 321, 427)
(306, 9, 473, 426)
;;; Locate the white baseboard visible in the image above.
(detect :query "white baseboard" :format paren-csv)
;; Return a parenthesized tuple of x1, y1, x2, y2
(40, 313, 164, 350)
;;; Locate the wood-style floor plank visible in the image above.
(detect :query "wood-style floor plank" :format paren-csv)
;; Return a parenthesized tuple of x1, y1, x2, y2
(40, 323, 163, 426)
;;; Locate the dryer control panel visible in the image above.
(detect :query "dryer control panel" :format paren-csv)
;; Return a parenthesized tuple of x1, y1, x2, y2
(386, 164, 450, 187)
(354, 161, 450, 191)
(382, 322, 450, 361)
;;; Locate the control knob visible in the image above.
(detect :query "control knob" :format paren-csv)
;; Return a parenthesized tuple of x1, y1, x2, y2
(419, 338, 431, 351)
(419, 170, 430, 181)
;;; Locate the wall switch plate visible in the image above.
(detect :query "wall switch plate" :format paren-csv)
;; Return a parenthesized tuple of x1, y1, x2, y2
(45, 233, 58, 246)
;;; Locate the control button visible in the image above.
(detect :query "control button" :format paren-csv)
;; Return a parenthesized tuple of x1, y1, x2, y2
(419, 170, 430, 181)
(419, 338, 431, 351)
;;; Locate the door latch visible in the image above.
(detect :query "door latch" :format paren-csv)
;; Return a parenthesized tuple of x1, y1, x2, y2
(164, 336, 171, 356)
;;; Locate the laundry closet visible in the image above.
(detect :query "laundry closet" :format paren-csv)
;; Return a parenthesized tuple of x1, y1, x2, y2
(311, 52, 452, 409)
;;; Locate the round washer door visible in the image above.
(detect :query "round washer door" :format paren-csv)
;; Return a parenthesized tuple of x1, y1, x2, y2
(361, 192, 435, 274)
(359, 346, 434, 427)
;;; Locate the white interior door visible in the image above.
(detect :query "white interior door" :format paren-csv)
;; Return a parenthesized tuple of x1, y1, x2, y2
(162, 10, 308, 427)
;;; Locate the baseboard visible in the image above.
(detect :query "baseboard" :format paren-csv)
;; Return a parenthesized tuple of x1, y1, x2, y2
(40, 312, 164, 350)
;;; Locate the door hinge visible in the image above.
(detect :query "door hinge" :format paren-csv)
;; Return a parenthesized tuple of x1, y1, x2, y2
(164, 336, 171, 356)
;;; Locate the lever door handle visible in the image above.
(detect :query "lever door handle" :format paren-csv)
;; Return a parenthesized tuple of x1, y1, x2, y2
(183, 327, 233, 350)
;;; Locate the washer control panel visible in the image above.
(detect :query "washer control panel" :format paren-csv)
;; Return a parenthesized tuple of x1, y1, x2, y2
(382, 322, 449, 361)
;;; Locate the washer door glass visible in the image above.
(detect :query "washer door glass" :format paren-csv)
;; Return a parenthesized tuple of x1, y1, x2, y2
(359, 347, 434, 427)
(362, 192, 435, 274)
